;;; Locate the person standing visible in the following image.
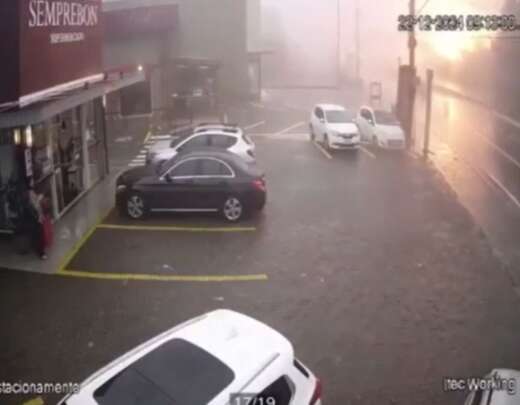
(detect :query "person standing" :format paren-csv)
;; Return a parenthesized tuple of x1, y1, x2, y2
(26, 184, 47, 260)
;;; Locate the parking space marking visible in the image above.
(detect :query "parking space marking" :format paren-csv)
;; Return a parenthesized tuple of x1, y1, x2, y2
(59, 270, 268, 283)
(21, 397, 44, 405)
(360, 146, 376, 159)
(57, 209, 113, 273)
(312, 141, 333, 160)
(276, 121, 305, 135)
(96, 223, 256, 233)
(244, 121, 266, 131)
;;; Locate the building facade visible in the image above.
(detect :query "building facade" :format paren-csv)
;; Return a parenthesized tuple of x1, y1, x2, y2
(102, 0, 264, 126)
(0, 0, 144, 232)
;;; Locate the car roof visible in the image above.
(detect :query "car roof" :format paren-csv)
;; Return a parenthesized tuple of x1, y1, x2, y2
(174, 148, 243, 163)
(192, 128, 242, 137)
(315, 103, 345, 111)
(63, 310, 293, 405)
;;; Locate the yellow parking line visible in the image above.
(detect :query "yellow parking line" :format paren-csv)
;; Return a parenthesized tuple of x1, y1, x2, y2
(57, 208, 113, 273)
(21, 397, 44, 405)
(97, 223, 256, 233)
(313, 141, 333, 160)
(59, 269, 268, 282)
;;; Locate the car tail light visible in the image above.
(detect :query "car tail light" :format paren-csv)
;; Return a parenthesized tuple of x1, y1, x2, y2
(310, 379, 322, 405)
(252, 178, 266, 192)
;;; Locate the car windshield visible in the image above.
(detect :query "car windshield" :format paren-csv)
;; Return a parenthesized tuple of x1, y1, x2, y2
(326, 110, 355, 123)
(374, 111, 399, 126)
(93, 339, 234, 405)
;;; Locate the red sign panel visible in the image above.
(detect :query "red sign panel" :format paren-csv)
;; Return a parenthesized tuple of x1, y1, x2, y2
(0, 0, 102, 106)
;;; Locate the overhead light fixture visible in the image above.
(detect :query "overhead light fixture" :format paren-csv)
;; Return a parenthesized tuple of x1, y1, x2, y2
(13, 128, 21, 145)
(137, 65, 144, 72)
(24, 126, 33, 147)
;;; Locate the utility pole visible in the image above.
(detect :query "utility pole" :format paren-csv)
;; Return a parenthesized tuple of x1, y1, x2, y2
(408, 0, 416, 69)
(355, 0, 360, 80)
(423, 69, 434, 158)
(337, 0, 341, 86)
(407, 0, 417, 148)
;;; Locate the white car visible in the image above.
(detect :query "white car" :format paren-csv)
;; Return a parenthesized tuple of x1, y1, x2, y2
(58, 310, 322, 405)
(147, 125, 255, 165)
(356, 106, 406, 150)
(309, 104, 361, 151)
(464, 369, 520, 405)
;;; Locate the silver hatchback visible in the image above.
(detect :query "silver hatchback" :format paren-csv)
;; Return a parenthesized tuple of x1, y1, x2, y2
(146, 125, 256, 165)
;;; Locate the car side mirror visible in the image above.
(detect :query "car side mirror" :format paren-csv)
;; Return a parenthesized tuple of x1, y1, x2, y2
(319, 118, 325, 124)
(164, 173, 173, 183)
(368, 119, 375, 126)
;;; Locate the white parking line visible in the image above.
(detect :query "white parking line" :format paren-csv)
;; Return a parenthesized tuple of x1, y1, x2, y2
(276, 121, 305, 135)
(360, 146, 376, 159)
(478, 133, 520, 170)
(481, 169, 520, 210)
(313, 141, 333, 159)
(149, 135, 172, 141)
(244, 121, 266, 131)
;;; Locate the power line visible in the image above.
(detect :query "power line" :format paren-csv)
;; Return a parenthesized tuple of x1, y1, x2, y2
(417, 0, 431, 15)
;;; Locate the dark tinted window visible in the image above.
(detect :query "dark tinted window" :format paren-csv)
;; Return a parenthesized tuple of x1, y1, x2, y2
(255, 377, 293, 405)
(315, 108, 324, 119)
(171, 159, 201, 177)
(210, 135, 237, 149)
(94, 339, 234, 405)
(325, 109, 355, 123)
(294, 359, 309, 378)
(181, 135, 211, 150)
(200, 159, 233, 176)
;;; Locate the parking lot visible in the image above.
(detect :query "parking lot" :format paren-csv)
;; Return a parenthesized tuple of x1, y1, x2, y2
(2, 103, 520, 405)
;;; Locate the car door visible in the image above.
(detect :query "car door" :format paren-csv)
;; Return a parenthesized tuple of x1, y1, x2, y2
(314, 107, 326, 141)
(153, 158, 201, 210)
(193, 158, 235, 210)
(358, 108, 374, 141)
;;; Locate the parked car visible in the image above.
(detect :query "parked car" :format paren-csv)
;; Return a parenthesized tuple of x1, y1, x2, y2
(464, 369, 520, 405)
(309, 104, 361, 151)
(117, 149, 266, 222)
(58, 309, 322, 405)
(356, 106, 406, 150)
(146, 124, 255, 165)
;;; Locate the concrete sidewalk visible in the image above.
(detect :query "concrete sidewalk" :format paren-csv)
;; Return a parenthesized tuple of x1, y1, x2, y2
(0, 114, 225, 276)
(0, 171, 118, 275)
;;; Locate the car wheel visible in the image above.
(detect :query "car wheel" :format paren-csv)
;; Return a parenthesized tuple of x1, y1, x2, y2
(126, 193, 147, 219)
(222, 196, 244, 222)
(309, 124, 315, 141)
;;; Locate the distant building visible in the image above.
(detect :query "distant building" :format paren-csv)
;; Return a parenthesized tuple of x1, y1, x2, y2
(102, 0, 267, 125)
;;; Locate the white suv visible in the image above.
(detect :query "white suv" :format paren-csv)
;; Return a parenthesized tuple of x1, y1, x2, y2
(58, 310, 322, 405)
(147, 125, 256, 165)
(309, 104, 361, 151)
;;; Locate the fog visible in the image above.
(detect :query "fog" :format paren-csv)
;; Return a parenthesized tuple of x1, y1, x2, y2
(261, 0, 508, 107)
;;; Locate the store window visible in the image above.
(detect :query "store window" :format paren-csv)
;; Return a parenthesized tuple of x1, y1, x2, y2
(54, 107, 85, 210)
(0, 129, 19, 231)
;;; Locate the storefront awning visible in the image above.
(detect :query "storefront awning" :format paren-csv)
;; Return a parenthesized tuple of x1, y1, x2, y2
(0, 71, 145, 129)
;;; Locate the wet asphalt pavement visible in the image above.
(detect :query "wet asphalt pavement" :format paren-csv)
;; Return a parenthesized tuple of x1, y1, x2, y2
(2, 100, 520, 405)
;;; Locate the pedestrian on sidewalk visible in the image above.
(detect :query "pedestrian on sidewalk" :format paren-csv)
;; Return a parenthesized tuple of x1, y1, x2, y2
(23, 183, 50, 260)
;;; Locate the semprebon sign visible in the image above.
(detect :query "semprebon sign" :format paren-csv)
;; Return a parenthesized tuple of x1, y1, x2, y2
(0, 0, 103, 106)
